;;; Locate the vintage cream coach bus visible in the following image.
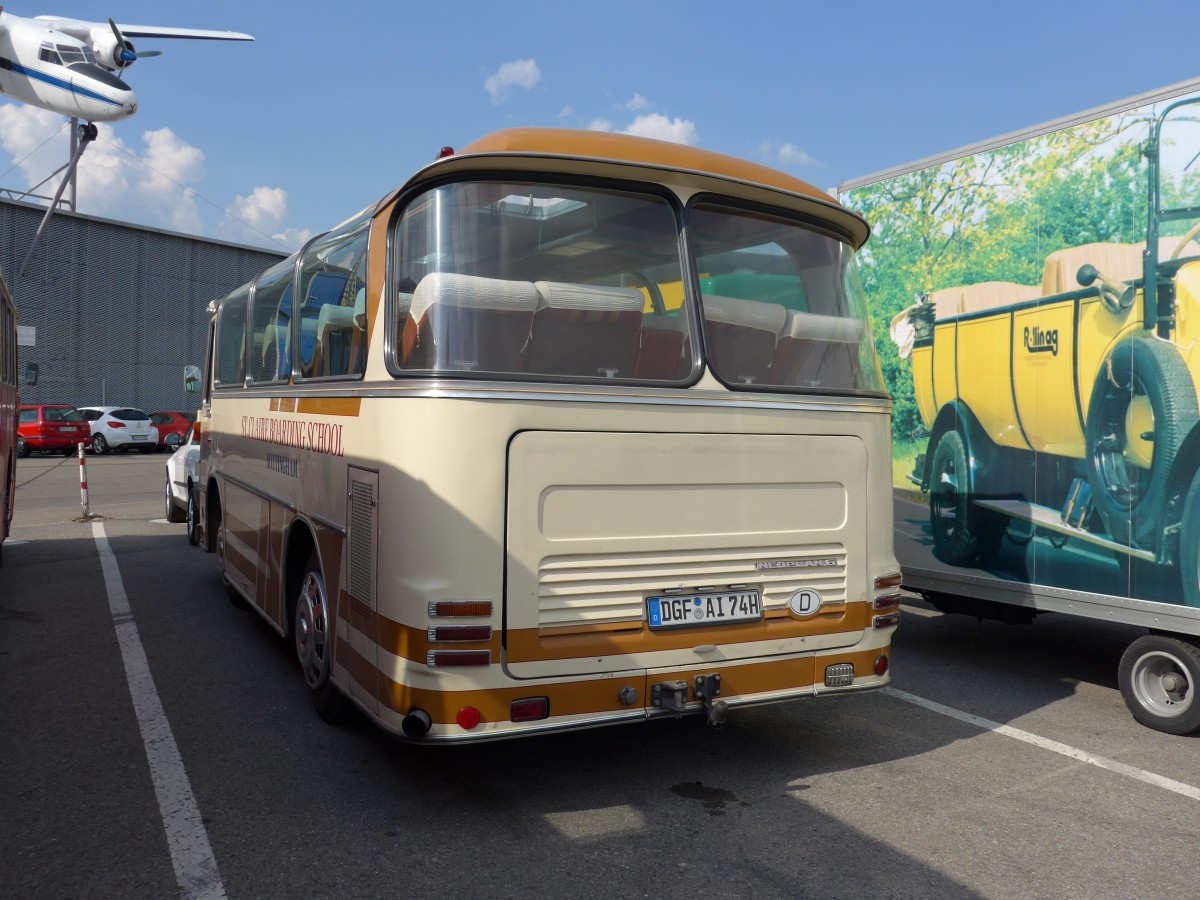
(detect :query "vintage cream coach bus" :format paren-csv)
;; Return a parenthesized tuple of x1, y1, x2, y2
(192, 129, 900, 742)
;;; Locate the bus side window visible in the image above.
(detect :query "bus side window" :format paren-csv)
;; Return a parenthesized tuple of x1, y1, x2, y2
(297, 215, 371, 380)
(213, 285, 249, 387)
(248, 256, 297, 384)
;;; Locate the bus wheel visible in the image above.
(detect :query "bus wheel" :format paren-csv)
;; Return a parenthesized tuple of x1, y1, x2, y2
(1086, 339, 1197, 549)
(928, 430, 1000, 566)
(1118, 634, 1200, 735)
(186, 487, 200, 546)
(294, 551, 346, 724)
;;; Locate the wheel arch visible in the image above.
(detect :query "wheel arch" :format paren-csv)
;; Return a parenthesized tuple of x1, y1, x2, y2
(283, 518, 320, 637)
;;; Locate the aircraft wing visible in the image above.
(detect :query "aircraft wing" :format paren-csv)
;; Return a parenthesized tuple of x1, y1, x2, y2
(34, 17, 253, 42)
(107, 24, 253, 42)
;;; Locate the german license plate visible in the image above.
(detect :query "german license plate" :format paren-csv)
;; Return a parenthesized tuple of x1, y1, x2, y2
(132, 434, 147, 441)
(647, 590, 762, 630)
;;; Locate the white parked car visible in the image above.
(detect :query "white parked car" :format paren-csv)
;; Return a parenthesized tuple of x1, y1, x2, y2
(77, 406, 159, 454)
(164, 426, 201, 543)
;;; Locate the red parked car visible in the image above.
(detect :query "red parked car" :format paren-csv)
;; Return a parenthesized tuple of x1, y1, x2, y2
(149, 411, 194, 452)
(17, 404, 90, 457)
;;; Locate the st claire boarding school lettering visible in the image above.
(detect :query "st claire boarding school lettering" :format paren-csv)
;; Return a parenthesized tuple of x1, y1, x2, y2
(241, 416, 345, 457)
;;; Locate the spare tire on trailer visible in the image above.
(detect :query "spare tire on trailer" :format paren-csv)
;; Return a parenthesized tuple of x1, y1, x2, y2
(1085, 337, 1198, 550)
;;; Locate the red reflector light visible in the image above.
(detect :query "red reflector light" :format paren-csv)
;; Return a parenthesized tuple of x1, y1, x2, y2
(429, 600, 493, 617)
(873, 592, 902, 610)
(428, 625, 493, 642)
(456, 706, 482, 729)
(874, 573, 903, 590)
(427, 650, 491, 667)
(510, 697, 549, 722)
(875, 654, 889, 676)
(437, 145, 455, 159)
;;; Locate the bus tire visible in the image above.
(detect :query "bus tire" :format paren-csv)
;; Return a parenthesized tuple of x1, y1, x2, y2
(928, 430, 1000, 566)
(294, 550, 346, 724)
(1086, 338, 1197, 549)
(186, 486, 200, 546)
(202, 485, 220, 554)
(1118, 634, 1200, 735)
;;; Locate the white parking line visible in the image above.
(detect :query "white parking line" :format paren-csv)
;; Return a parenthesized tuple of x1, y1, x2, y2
(93, 522, 227, 899)
(883, 687, 1200, 801)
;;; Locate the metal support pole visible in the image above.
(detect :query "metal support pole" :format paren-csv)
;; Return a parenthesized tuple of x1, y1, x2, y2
(78, 442, 90, 518)
(18, 121, 98, 277)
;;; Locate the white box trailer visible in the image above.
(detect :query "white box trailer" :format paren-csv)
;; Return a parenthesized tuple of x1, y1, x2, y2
(839, 77, 1200, 735)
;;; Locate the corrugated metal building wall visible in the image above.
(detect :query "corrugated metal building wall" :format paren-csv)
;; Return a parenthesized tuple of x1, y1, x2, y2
(1, 198, 286, 413)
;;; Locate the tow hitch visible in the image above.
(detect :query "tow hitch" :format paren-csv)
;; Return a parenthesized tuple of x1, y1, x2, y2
(650, 674, 727, 727)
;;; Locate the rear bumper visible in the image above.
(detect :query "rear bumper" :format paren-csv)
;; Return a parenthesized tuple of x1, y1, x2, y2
(362, 642, 893, 744)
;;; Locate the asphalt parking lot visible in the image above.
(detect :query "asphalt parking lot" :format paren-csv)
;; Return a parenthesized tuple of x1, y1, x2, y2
(1, 452, 1198, 899)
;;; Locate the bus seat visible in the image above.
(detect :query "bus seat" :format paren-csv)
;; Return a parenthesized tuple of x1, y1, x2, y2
(403, 272, 539, 371)
(312, 304, 358, 376)
(702, 294, 787, 385)
(526, 281, 644, 378)
(634, 314, 690, 379)
(771, 310, 865, 388)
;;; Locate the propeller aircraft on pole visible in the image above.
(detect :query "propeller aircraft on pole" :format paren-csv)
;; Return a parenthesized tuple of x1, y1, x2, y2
(0, 7, 253, 272)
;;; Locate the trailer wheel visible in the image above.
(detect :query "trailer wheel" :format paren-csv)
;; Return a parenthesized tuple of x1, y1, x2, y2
(929, 430, 1003, 566)
(1086, 338, 1197, 549)
(294, 550, 346, 724)
(1118, 634, 1200, 735)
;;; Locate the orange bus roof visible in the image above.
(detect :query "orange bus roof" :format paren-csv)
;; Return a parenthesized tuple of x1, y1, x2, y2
(460, 128, 838, 206)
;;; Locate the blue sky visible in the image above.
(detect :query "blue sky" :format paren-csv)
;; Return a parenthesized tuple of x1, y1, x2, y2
(2, 0, 1199, 252)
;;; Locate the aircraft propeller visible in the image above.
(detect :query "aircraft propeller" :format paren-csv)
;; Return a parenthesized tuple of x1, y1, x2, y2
(107, 18, 163, 69)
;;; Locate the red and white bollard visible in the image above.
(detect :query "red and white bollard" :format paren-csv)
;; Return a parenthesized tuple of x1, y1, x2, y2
(78, 442, 90, 518)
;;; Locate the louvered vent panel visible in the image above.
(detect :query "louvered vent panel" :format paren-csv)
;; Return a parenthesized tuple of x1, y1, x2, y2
(348, 476, 376, 619)
(536, 545, 848, 628)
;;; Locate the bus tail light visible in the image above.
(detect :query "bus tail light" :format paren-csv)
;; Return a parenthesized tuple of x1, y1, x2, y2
(511, 697, 549, 722)
(873, 593, 902, 610)
(429, 600, 493, 617)
(427, 625, 493, 642)
(456, 706, 482, 729)
(875, 655, 889, 676)
(427, 650, 491, 667)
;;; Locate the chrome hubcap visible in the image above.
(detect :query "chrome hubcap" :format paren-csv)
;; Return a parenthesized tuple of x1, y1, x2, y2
(295, 570, 331, 690)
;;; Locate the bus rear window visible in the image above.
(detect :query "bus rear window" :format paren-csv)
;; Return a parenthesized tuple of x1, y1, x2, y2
(390, 181, 694, 383)
(689, 203, 883, 394)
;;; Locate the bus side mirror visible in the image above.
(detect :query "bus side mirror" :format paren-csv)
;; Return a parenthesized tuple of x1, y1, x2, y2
(23, 362, 38, 386)
(184, 364, 201, 394)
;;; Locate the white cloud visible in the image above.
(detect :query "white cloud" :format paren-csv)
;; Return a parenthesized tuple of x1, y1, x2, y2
(220, 185, 289, 244)
(621, 113, 699, 146)
(616, 93, 649, 112)
(558, 105, 574, 119)
(760, 140, 824, 169)
(588, 118, 613, 133)
(0, 104, 203, 232)
(484, 58, 542, 104)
